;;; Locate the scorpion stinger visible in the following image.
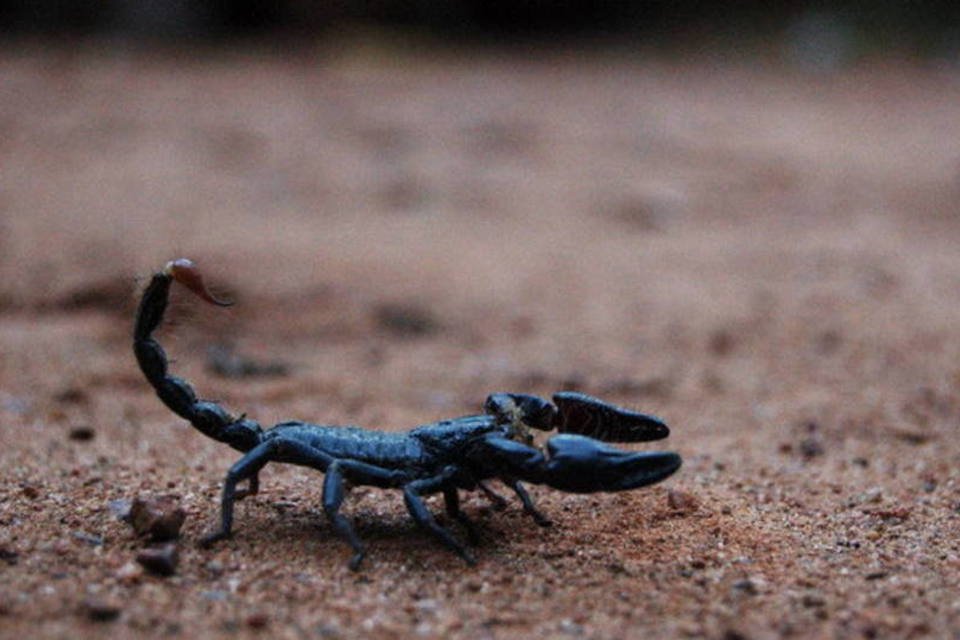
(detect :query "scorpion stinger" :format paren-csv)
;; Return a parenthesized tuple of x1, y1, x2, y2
(133, 258, 682, 570)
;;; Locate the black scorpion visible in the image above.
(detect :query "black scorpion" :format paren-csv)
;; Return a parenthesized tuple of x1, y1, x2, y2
(133, 259, 682, 569)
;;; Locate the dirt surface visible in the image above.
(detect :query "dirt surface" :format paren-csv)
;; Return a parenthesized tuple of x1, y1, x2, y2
(2, 41, 960, 639)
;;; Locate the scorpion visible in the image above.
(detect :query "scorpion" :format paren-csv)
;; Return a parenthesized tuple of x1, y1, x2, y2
(134, 259, 682, 569)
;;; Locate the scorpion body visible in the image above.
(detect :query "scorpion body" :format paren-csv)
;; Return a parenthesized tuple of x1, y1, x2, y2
(134, 259, 681, 569)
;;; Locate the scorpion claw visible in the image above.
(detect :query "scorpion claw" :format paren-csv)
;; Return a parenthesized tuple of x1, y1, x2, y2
(544, 434, 681, 493)
(552, 391, 669, 442)
(164, 258, 233, 307)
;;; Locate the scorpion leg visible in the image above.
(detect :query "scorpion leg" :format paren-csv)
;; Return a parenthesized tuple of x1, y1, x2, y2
(200, 440, 280, 547)
(507, 479, 552, 527)
(250, 441, 406, 570)
(443, 487, 480, 545)
(235, 474, 260, 501)
(477, 481, 508, 511)
(323, 462, 366, 571)
(403, 469, 476, 565)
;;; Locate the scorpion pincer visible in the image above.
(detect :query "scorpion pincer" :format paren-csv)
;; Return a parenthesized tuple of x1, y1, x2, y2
(133, 258, 682, 570)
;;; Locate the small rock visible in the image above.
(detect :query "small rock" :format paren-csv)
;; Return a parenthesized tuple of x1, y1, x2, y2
(863, 507, 911, 521)
(129, 496, 185, 542)
(21, 484, 40, 500)
(559, 618, 585, 636)
(68, 425, 96, 441)
(116, 561, 143, 584)
(848, 487, 883, 508)
(375, 303, 439, 337)
(0, 547, 19, 566)
(667, 489, 699, 513)
(136, 543, 179, 576)
(709, 329, 735, 356)
(732, 578, 760, 595)
(108, 499, 132, 521)
(413, 598, 438, 613)
(72, 531, 103, 546)
(82, 598, 122, 622)
(205, 559, 225, 576)
(246, 612, 269, 629)
(799, 437, 824, 459)
(316, 622, 343, 638)
(891, 428, 931, 445)
(55, 386, 89, 404)
(801, 592, 827, 608)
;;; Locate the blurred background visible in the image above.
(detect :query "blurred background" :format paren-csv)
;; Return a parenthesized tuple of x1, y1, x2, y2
(3, 1, 960, 57)
(2, 0, 960, 411)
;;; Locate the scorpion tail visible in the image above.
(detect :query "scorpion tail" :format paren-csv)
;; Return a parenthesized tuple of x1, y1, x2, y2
(133, 259, 263, 453)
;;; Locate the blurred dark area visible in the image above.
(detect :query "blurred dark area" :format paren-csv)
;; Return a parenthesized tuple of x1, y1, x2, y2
(2, 1, 959, 56)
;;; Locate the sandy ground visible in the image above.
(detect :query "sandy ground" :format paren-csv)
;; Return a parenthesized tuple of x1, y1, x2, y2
(2, 40, 960, 639)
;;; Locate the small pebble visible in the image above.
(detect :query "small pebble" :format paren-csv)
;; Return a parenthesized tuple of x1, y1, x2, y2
(72, 531, 103, 546)
(0, 548, 19, 566)
(136, 543, 179, 577)
(732, 578, 760, 595)
(55, 386, 89, 404)
(116, 561, 143, 583)
(802, 592, 827, 608)
(68, 425, 96, 441)
(246, 612, 269, 629)
(799, 437, 824, 459)
(82, 598, 122, 622)
(668, 489, 699, 513)
(108, 499, 132, 521)
(374, 303, 439, 337)
(559, 618, 585, 636)
(129, 496, 186, 542)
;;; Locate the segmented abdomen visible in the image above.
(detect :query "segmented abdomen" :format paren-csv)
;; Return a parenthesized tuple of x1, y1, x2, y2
(270, 423, 426, 469)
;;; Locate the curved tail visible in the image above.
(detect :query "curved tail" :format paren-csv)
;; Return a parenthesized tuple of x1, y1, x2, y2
(133, 259, 263, 452)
